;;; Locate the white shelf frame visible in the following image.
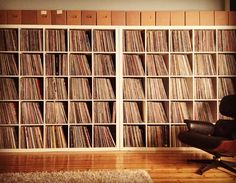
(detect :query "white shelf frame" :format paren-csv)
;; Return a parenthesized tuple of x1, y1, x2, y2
(0, 25, 235, 151)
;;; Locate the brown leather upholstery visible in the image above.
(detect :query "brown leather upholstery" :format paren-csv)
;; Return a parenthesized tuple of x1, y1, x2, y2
(178, 95, 236, 175)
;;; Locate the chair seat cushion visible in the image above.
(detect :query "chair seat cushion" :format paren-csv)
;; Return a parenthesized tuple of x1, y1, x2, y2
(213, 139, 236, 155)
(178, 131, 225, 151)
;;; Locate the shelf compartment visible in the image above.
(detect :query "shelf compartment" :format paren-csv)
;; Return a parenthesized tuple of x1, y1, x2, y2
(171, 101, 193, 123)
(123, 125, 145, 147)
(194, 101, 217, 123)
(45, 29, 67, 51)
(21, 101, 43, 124)
(147, 101, 168, 123)
(45, 53, 68, 76)
(171, 30, 192, 52)
(171, 125, 188, 147)
(21, 77, 43, 100)
(94, 101, 116, 123)
(0, 29, 18, 51)
(0, 126, 18, 149)
(194, 77, 216, 99)
(146, 30, 168, 52)
(170, 54, 192, 75)
(20, 126, 43, 149)
(170, 77, 192, 99)
(69, 101, 92, 124)
(94, 54, 115, 76)
(194, 54, 216, 75)
(94, 125, 116, 147)
(218, 54, 236, 75)
(45, 77, 68, 100)
(146, 54, 168, 76)
(123, 30, 145, 52)
(45, 125, 68, 148)
(70, 125, 92, 148)
(93, 77, 115, 99)
(0, 102, 18, 125)
(45, 101, 68, 124)
(69, 54, 92, 76)
(70, 77, 91, 100)
(123, 78, 145, 99)
(69, 29, 91, 52)
(0, 53, 18, 75)
(124, 101, 144, 124)
(218, 30, 236, 52)
(20, 29, 43, 51)
(218, 77, 236, 99)
(147, 78, 168, 99)
(93, 29, 116, 52)
(123, 54, 145, 76)
(21, 53, 43, 76)
(147, 125, 169, 147)
(194, 30, 216, 52)
(0, 77, 18, 100)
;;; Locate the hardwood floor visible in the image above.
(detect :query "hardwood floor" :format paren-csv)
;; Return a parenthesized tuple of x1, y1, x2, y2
(0, 149, 235, 183)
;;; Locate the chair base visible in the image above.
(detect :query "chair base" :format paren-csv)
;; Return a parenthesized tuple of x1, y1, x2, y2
(187, 157, 236, 175)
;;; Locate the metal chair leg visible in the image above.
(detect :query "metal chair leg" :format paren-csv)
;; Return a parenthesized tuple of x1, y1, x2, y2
(219, 161, 236, 174)
(196, 161, 219, 175)
(187, 156, 236, 175)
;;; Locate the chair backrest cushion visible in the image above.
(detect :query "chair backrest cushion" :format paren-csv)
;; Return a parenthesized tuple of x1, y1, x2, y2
(214, 119, 236, 139)
(219, 95, 236, 118)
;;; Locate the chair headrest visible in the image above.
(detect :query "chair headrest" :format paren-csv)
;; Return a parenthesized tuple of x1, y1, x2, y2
(220, 95, 236, 118)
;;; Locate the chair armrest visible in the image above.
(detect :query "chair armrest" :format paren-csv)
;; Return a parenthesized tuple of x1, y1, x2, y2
(184, 120, 214, 135)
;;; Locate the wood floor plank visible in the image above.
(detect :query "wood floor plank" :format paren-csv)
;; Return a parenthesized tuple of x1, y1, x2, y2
(0, 150, 235, 182)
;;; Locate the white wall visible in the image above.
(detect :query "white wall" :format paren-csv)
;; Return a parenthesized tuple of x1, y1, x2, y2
(0, 0, 226, 11)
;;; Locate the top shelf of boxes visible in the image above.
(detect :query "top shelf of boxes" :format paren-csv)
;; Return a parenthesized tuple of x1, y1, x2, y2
(0, 10, 235, 26)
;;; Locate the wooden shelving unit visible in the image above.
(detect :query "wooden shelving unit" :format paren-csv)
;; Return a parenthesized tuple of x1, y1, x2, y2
(121, 26, 236, 149)
(0, 25, 235, 151)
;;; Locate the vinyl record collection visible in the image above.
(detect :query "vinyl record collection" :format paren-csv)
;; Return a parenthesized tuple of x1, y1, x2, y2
(0, 27, 235, 149)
